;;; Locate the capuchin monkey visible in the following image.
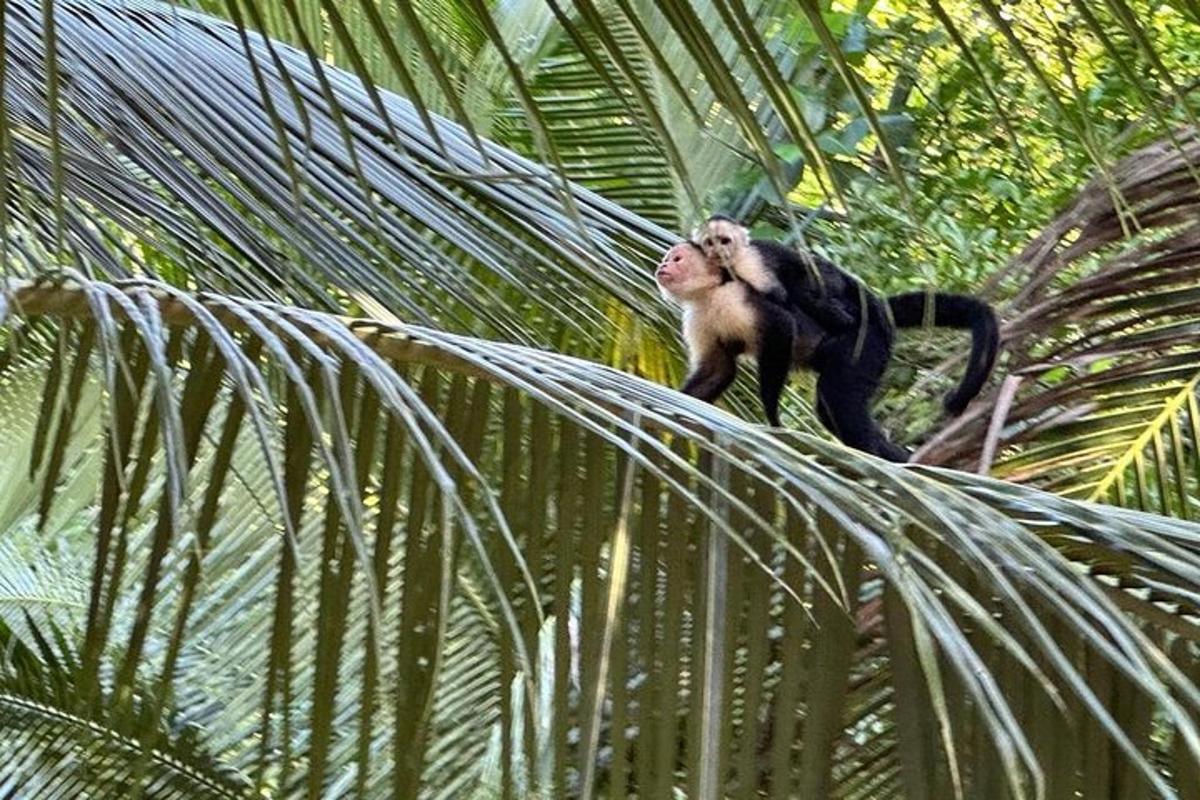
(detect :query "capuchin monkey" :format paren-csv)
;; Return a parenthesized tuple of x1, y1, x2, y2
(668, 218, 1000, 462)
(654, 241, 826, 428)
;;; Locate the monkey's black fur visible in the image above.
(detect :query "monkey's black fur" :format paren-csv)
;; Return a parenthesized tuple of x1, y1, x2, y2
(678, 300, 800, 428)
(811, 293, 908, 461)
(743, 239, 859, 331)
(888, 291, 1000, 415)
(804, 290, 999, 462)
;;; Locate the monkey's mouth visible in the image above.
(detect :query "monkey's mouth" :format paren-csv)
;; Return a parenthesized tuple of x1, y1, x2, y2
(654, 266, 680, 287)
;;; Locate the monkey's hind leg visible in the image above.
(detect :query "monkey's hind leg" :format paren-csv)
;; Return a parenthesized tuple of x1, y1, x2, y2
(815, 374, 908, 462)
(815, 393, 837, 436)
(813, 335, 910, 463)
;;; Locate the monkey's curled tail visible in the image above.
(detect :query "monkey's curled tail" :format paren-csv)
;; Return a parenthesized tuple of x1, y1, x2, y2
(887, 292, 1000, 416)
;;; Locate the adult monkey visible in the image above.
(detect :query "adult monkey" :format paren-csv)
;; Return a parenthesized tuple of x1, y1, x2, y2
(665, 218, 999, 461)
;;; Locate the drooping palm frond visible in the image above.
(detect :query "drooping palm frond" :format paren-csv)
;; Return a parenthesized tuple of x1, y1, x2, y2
(2, 274, 1198, 798)
(3, 0, 835, 432)
(2, 0, 678, 353)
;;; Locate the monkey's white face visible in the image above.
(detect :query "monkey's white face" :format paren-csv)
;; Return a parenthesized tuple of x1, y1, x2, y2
(694, 218, 749, 268)
(655, 243, 722, 302)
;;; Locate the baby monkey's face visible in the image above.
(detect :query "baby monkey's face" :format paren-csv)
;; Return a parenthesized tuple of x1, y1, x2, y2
(693, 217, 749, 268)
(655, 243, 721, 301)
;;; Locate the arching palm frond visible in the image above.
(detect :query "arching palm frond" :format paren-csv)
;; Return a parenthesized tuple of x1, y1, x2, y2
(1, 275, 1197, 797)
(2, 0, 677, 353)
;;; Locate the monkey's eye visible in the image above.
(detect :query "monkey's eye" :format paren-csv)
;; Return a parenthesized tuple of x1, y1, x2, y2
(720, 236, 731, 245)
(672, 254, 682, 262)
(703, 237, 712, 246)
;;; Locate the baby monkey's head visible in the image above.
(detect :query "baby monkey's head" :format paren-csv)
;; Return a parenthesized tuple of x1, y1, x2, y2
(692, 215, 750, 269)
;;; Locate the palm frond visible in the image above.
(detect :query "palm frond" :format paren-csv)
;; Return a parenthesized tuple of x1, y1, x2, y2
(3, 0, 677, 352)
(2, 274, 1199, 796)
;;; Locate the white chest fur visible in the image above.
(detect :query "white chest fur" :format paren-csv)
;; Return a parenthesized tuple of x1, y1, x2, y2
(682, 283, 759, 362)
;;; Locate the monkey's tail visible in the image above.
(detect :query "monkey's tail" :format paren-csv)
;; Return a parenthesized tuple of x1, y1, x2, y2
(887, 292, 1000, 416)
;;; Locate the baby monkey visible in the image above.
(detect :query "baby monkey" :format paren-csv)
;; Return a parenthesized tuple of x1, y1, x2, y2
(694, 215, 858, 332)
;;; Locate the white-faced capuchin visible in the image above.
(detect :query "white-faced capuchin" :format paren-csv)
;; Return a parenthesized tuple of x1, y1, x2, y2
(664, 217, 1000, 462)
